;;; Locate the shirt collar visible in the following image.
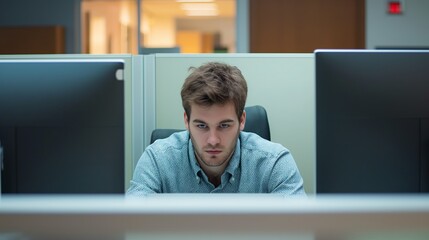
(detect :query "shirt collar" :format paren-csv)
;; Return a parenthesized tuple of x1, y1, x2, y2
(188, 139, 202, 177)
(224, 137, 241, 176)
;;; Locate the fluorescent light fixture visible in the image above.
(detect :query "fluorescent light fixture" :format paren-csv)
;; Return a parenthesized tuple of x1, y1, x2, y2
(176, 0, 214, 2)
(185, 10, 218, 16)
(181, 3, 217, 11)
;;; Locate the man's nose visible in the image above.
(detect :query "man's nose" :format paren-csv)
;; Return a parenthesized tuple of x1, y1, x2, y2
(207, 129, 220, 146)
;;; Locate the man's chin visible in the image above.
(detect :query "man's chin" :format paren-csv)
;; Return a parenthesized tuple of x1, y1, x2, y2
(202, 157, 227, 167)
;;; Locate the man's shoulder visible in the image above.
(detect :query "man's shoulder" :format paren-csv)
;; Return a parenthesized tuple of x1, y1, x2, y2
(239, 131, 290, 156)
(148, 130, 189, 153)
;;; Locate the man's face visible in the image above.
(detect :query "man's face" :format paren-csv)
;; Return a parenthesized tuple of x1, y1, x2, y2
(184, 102, 245, 168)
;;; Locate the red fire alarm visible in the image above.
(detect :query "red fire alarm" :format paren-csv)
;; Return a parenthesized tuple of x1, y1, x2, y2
(388, 1, 403, 14)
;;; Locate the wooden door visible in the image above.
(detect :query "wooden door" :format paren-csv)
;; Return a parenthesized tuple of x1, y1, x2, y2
(0, 26, 65, 54)
(249, 0, 365, 53)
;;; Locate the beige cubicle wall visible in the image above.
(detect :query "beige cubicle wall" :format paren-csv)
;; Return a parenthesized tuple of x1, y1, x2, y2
(153, 54, 315, 194)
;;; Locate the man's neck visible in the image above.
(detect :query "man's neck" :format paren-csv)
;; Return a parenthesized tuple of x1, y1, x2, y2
(197, 158, 226, 186)
(194, 150, 233, 187)
(208, 175, 222, 188)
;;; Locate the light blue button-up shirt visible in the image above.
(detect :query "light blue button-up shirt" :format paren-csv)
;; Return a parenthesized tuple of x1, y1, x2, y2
(127, 131, 306, 196)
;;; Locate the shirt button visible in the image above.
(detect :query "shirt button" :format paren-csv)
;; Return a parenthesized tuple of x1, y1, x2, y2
(230, 177, 235, 183)
(196, 176, 200, 183)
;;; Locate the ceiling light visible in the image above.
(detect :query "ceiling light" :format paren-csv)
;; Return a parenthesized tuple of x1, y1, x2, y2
(176, 0, 214, 2)
(185, 10, 218, 16)
(181, 3, 217, 11)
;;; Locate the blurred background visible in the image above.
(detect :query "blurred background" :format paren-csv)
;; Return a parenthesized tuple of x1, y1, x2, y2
(0, 0, 428, 54)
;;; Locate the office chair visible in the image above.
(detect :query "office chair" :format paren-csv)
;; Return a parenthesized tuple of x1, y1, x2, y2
(150, 105, 271, 144)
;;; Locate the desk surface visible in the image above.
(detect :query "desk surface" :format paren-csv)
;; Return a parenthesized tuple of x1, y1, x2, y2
(1, 194, 429, 239)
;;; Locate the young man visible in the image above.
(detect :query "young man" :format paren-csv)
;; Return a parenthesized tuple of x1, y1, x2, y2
(127, 62, 305, 195)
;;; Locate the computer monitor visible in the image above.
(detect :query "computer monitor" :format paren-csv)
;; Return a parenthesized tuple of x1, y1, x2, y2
(315, 50, 429, 193)
(0, 59, 125, 194)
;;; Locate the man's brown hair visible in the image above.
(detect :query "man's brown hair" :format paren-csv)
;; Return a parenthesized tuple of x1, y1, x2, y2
(181, 62, 248, 120)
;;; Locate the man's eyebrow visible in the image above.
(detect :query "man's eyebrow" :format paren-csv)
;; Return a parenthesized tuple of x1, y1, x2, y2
(192, 119, 207, 124)
(192, 119, 235, 124)
(219, 119, 235, 124)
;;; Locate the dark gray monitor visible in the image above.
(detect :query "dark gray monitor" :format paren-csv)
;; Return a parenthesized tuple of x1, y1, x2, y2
(0, 59, 125, 194)
(315, 50, 429, 193)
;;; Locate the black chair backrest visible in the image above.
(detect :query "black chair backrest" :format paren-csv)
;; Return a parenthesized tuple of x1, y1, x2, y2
(243, 105, 271, 141)
(150, 105, 271, 144)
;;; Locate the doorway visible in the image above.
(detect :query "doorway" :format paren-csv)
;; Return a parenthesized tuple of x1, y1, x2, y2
(81, 0, 236, 54)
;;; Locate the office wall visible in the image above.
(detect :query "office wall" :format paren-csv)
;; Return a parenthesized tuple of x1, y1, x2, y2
(366, 0, 429, 49)
(154, 54, 315, 194)
(0, 0, 80, 53)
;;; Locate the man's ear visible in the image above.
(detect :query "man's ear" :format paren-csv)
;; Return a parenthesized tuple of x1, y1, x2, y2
(184, 111, 189, 130)
(239, 110, 246, 131)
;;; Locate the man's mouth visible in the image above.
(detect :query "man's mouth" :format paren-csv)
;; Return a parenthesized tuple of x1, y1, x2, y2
(206, 149, 222, 155)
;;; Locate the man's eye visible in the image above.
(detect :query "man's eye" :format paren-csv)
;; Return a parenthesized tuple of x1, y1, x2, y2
(196, 124, 207, 129)
(219, 123, 230, 129)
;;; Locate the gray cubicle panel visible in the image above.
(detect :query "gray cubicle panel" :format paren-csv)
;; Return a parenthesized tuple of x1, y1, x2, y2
(149, 54, 315, 194)
(0, 54, 137, 192)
